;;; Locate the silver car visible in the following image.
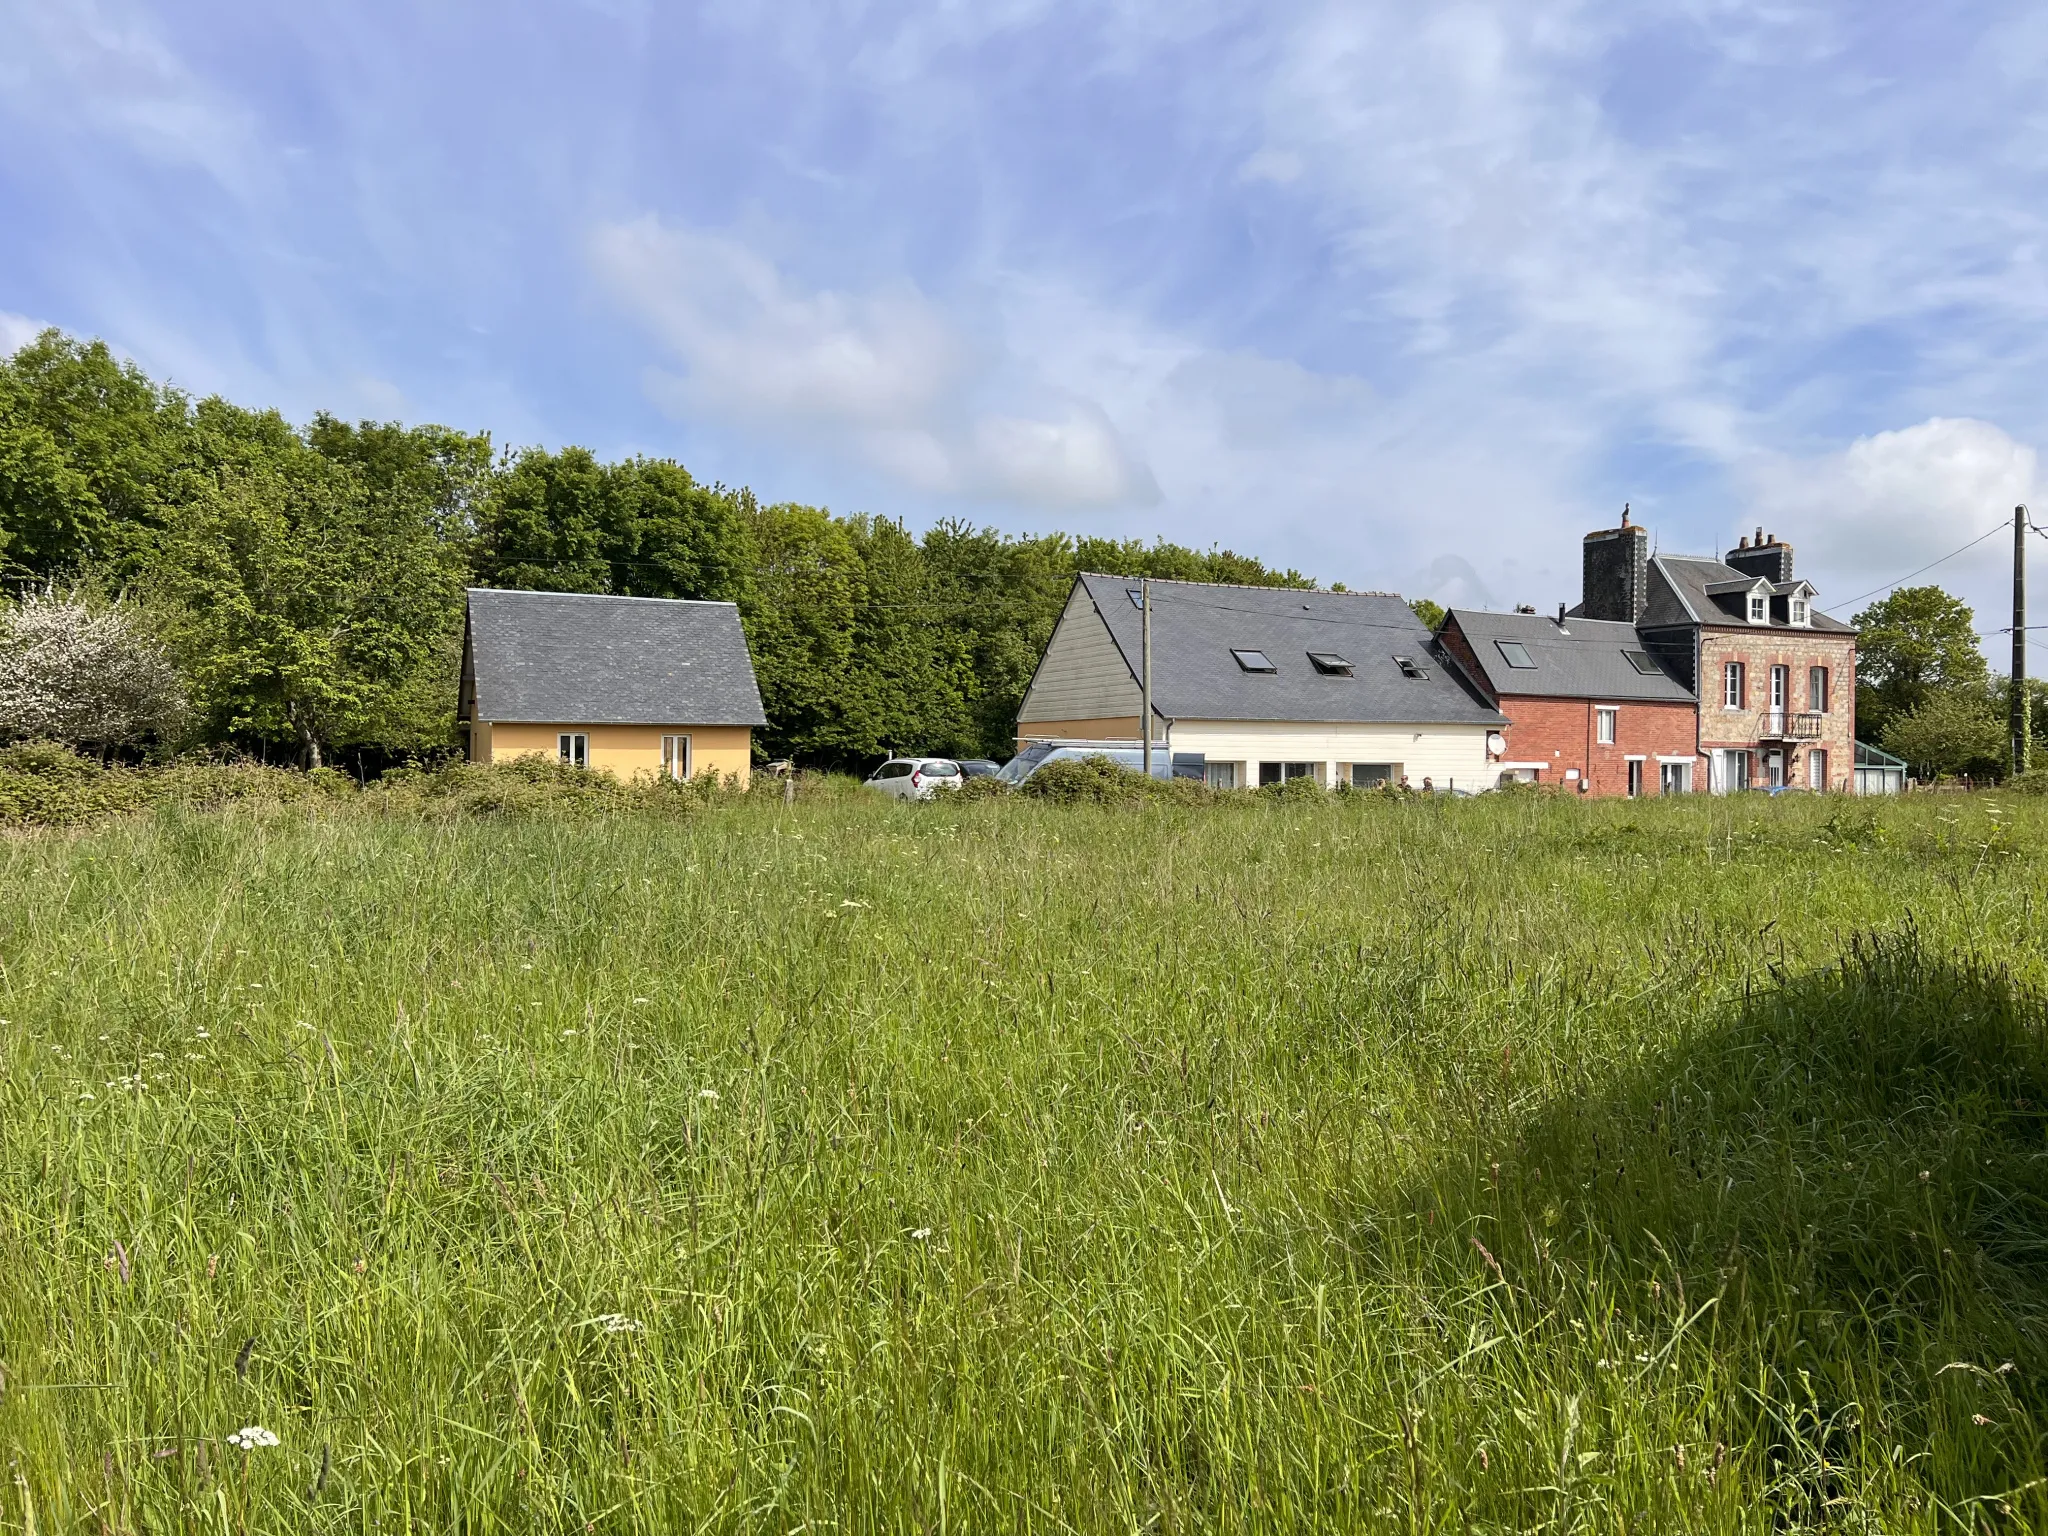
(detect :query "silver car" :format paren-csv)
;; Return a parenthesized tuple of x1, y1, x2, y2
(864, 757, 964, 800)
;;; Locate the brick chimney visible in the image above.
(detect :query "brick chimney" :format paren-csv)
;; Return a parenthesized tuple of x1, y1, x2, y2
(1582, 506, 1649, 623)
(1725, 526, 1794, 583)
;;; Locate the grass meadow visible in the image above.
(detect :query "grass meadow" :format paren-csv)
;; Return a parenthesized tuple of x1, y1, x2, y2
(3, 787, 2047, 1532)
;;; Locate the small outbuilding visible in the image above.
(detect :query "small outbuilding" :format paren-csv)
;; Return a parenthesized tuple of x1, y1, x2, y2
(459, 588, 767, 785)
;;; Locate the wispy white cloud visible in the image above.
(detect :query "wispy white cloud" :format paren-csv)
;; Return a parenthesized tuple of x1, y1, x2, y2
(590, 217, 1157, 508)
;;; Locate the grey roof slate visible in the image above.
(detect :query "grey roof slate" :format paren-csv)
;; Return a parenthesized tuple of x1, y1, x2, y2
(1642, 556, 1855, 633)
(1443, 609, 1694, 703)
(1076, 574, 1505, 727)
(463, 588, 767, 726)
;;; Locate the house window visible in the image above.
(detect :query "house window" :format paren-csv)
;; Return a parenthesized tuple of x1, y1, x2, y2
(1496, 640, 1536, 669)
(1595, 707, 1617, 744)
(1627, 759, 1643, 797)
(558, 732, 588, 768)
(1393, 655, 1428, 678)
(1809, 665, 1830, 713)
(1623, 650, 1663, 675)
(1748, 594, 1768, 623)
(1790, 598, 1809, 626)
(1808, 748, 1829, 790)
(1204, 762, 1240, 790)
(1351, 762, 1396, 788)
(1770, 665, 1788, 712)
(661, 734, 691, 781)
(1659, 760, 1692, 795)
(1258, 762, 1314, 785)
(1307, 651, 1353, 675)
(1723, 661, 1746, 709)
(1127, 589, 1145, 608)
(1231, 648, 1276, 673)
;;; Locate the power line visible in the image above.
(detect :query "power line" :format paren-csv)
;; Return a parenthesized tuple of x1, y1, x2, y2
(1836, 520, 2010, 610)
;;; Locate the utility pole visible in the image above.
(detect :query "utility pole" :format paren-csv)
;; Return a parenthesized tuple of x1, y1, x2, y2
(1141, 578, 1153, 779)
(2015, 504, 2031, 777)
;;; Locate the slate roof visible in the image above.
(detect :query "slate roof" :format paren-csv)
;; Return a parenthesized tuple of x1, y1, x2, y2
(1443, 609, 1694, 703)
(1075, 574, 1505, 727)
(1641, 556, 1855, 632)
(462, 589, 767, 726)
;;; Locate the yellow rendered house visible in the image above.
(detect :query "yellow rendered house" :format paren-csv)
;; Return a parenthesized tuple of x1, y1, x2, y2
(459, 589, 767, 785)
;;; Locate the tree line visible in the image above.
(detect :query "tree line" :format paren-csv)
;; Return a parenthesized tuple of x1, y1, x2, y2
(0, 331, 1313, 770)
(1850, 584, 2045, 782)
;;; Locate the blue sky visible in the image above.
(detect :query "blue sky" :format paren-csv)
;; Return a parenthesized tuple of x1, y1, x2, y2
(6, 1, 2048, 661)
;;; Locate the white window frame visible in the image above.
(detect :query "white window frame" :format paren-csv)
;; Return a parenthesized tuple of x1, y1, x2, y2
(1808, 748, 1828, 790)
(1770, 665, 1788, 711)
(1626, 757, 1643, 797)
(661, 734, 692, 781)
(1723, 661, 1745, 709)
(1595, 706, 1617, 744)
(1809, 665, 1830, 714)
(558, 732, 589, 768)
(1204, 762, 1240, 790)
(1790, 597, 1809, 626)
(1748, 593, 1768, 624)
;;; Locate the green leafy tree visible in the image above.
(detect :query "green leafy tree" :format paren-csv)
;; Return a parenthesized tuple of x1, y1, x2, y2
(1880, 686, 2007, 781)
(922, 521, 1076, 758)
(1408, 597, 1447, 631)
(150, 446, 465, 767)
(741, 504, 865, 763)
(1851, 585, 1988, 741)
(473, 446, 613, 592)
(0, 331, 195, 578)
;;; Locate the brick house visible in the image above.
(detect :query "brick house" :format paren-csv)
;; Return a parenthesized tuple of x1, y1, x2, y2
(1437, 606, 1699, 795)
(1578, 520, 1857, 793)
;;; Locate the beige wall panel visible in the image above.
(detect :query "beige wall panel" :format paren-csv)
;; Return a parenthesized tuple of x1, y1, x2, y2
(481, 722, 754, 786)
(1015, 716, 1144, 746)
(1017, 587, 1142, 724)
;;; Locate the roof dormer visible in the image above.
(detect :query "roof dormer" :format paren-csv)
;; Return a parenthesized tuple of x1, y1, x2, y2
(1704, 574, 1774, 626)
(1775, 580, 1817, 628)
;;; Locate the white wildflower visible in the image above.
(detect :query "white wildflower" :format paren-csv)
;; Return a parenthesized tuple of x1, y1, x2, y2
(194, 1029, 210, 1039)
(698, 1088, 719, 1100)
(560, 1029, 578, 1037)
(106, 1074, 145, 1093)
(227, 1425, 279, 1450)
(911, 1228, 932, 1241)
(632, 997, 651, 1005)
(584, 1314, 644, 1334)
(77, 1091, 95, 1103)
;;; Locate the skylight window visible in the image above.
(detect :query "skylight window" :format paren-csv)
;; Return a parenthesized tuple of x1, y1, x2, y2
(1393, 655, 1428, 679)
(1307, 651, 1353, 676)
(1231, 649, 1276, 673)
(1127, 589, 1145, 608)
(1623, 650, 1663, 675)
(1495, 640, 1536, 669)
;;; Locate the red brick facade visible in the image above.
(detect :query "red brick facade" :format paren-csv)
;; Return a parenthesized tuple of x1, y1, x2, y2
(1695, 628, 1857, 791)
(1490, 694, 1699, 795)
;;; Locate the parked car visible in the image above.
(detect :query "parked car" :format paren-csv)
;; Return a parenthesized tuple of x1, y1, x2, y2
(955, 759, 1003, 779)
(864, 757, 965, 800)
(995, 741, 1204, 785)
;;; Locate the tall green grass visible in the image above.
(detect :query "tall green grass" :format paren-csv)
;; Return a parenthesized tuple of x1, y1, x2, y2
(2, 790, 2045, 1531)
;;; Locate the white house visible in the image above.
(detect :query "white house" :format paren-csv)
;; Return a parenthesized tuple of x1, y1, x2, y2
(1016, 575, 1506, 789)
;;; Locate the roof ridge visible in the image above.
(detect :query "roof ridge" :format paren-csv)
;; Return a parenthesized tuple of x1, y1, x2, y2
(468, 587, 740, 609)
(1080, 572, 1397, 598)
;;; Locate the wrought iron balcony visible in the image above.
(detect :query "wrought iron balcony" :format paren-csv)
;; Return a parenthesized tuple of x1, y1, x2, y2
(1758, 710, 1824, 740)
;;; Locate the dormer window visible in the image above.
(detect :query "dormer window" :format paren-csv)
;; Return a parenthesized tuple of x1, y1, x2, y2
(1789, 597, 1809, 626)
(1747, 593, 1768, 624)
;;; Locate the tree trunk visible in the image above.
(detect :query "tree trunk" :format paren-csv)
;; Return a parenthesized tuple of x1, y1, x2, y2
(288, 703, 322, 771)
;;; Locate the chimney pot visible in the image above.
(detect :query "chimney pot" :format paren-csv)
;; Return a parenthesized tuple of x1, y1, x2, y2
(1754, 526, 1764, 545)
(1738, 535, 1749, 549)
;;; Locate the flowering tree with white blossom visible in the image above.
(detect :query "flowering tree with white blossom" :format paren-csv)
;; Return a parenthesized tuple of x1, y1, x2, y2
(0, 588, 189, 753)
